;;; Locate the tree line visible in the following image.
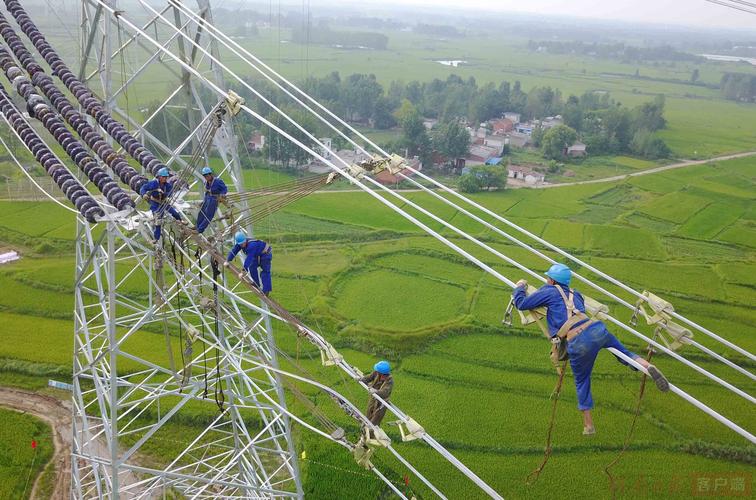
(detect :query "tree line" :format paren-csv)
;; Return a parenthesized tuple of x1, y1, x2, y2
(140, 72, 671, 171)
(527, 40, 704, 63)
(720, 73, 756, 103)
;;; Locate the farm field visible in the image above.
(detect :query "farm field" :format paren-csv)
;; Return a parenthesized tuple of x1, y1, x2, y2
(0, 154, 753, 498)
(0, 408, 54, 499)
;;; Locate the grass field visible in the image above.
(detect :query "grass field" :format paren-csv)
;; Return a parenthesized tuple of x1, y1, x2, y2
(0, 153, 754, 498)
(0, 408, 54, 500)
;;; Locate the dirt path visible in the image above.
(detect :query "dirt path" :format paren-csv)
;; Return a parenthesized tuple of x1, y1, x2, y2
(0, 387, 72, 500)
(531, 150, 756, 189)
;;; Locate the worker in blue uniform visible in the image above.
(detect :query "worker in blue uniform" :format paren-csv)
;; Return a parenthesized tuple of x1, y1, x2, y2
(513, 263, 669, 435)
(196, 166, 228, 234)
(224, 231, 273, 295)
(139, 167, 183, 241)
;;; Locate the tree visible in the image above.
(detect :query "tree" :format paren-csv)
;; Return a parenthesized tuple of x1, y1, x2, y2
(341, 73, 382, 122)
(432, 119, 470, 165)
(372, 96, 397, 129)
(459, 165, 507, 192)
(562, 95, 583, 131)
(263, 107, 320, 170)
(395, 100, 426, 144)
(633, 94, 666, 132)
(630, 129, 671, 159)
(474, 165, 508, 190)
(541, 124, 578, 160)
(395, 100, 432, 166)
(458, 172, 483, 193)
(531, 125, 545, 148)
(690, 68, 700, 83)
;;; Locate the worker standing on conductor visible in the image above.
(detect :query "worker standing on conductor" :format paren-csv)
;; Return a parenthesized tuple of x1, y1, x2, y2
(224, 231, 273, 295)
(139, 167, 184, 241)
(512, 264, 669, 435)
(196, 166, 227, 234)
(359, 361, 394, 426)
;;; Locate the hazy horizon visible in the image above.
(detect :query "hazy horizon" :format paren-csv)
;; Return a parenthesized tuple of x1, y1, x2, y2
(298, 0, 755, 31)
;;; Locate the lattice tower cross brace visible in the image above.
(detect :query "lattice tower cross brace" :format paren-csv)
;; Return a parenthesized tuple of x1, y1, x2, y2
(71, 0, 302, 496)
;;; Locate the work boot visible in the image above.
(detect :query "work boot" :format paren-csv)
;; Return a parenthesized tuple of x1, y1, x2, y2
(582, 426, 595, 436)
(647, 365, 670, 392)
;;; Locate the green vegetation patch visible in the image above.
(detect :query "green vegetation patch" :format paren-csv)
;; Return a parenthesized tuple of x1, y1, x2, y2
(623, 212, 680, 233)
(585, 225, 666, 259)
(638, 192, 711, 224)
(664, 237, 748, 262)
(590, 258, 723, 300)
(275, 246, 350, 277)
(0, 408, 54, 500)
(588, 184, 654, 208)
(373, 251, 481, 286)
(541, 220, 585, 249)
(333, 269, 467, 331)
(676, 203, 745, 239)
(716, 221, 756, 248)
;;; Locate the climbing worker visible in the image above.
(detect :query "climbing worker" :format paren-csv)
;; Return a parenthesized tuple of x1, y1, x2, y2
(224, 231, 273, 295)
(196, 166, 228, 234)
(139, 167, 184, 241)
(513, 264, 669, 436)
(359, 361, 394, 427)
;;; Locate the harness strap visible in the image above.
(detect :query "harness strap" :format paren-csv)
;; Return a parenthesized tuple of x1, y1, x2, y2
(554, 285, 595, 341)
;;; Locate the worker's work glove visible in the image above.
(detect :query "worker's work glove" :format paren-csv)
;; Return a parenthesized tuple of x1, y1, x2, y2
(368, 388, 377, 395)
(237, 271, 246, 280)
(142, 193, 150, 201)
(515, 279, 528, 289)
(222, 261, 230, 268)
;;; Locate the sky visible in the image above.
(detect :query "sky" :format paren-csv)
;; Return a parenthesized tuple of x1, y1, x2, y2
(340, 0, 755, 30)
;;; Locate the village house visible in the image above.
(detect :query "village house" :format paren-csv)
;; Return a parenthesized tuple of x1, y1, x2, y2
(541, 115, 564, 129)
(374, 157, 423, 185)
(483, 135, 507, 152)
(247, 132, 265, 152)
(514, 122, 535, 135)
(490, 118, 514, 135)
(503, 112, 521, 124)
(506, 132, 531, 148)
(307, 148, 371, 174)
(507, 164, 546, 185)
(565, 141, 587, 157)
(466, 144, 501, 166)
(423, 118, 438, 130)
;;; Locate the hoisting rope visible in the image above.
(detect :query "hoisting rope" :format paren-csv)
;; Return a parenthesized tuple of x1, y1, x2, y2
(603, 344, 655, 498)
(211, 256, 225, 411)
(155, 238, 178, 379)
(195, 247, 209, 399)
(223, 172, 335, 231)
(169, 229, 192, 387)
(525, 359, 568, 486)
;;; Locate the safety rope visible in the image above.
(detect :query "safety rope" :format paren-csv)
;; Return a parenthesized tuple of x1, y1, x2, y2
(211, 256, 225, 411)
(603, 345, 655, 498)
(526, 359, 568, 486)
(195, 247, 209, 399)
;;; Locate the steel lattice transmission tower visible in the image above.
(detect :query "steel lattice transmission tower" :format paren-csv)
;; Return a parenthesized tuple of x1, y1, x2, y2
(71, 0, 303, 497)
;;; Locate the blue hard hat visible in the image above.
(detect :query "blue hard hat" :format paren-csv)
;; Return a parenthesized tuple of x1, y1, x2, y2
(545, 263, 571, 286)
(234, 231, 247, 245)
(157, 167, 170, 178)
(374, 361, 391, 375)
(201, 166, 213, 175)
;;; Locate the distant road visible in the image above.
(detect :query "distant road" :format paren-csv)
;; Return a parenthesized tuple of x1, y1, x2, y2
(530, 151, 756, 189)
